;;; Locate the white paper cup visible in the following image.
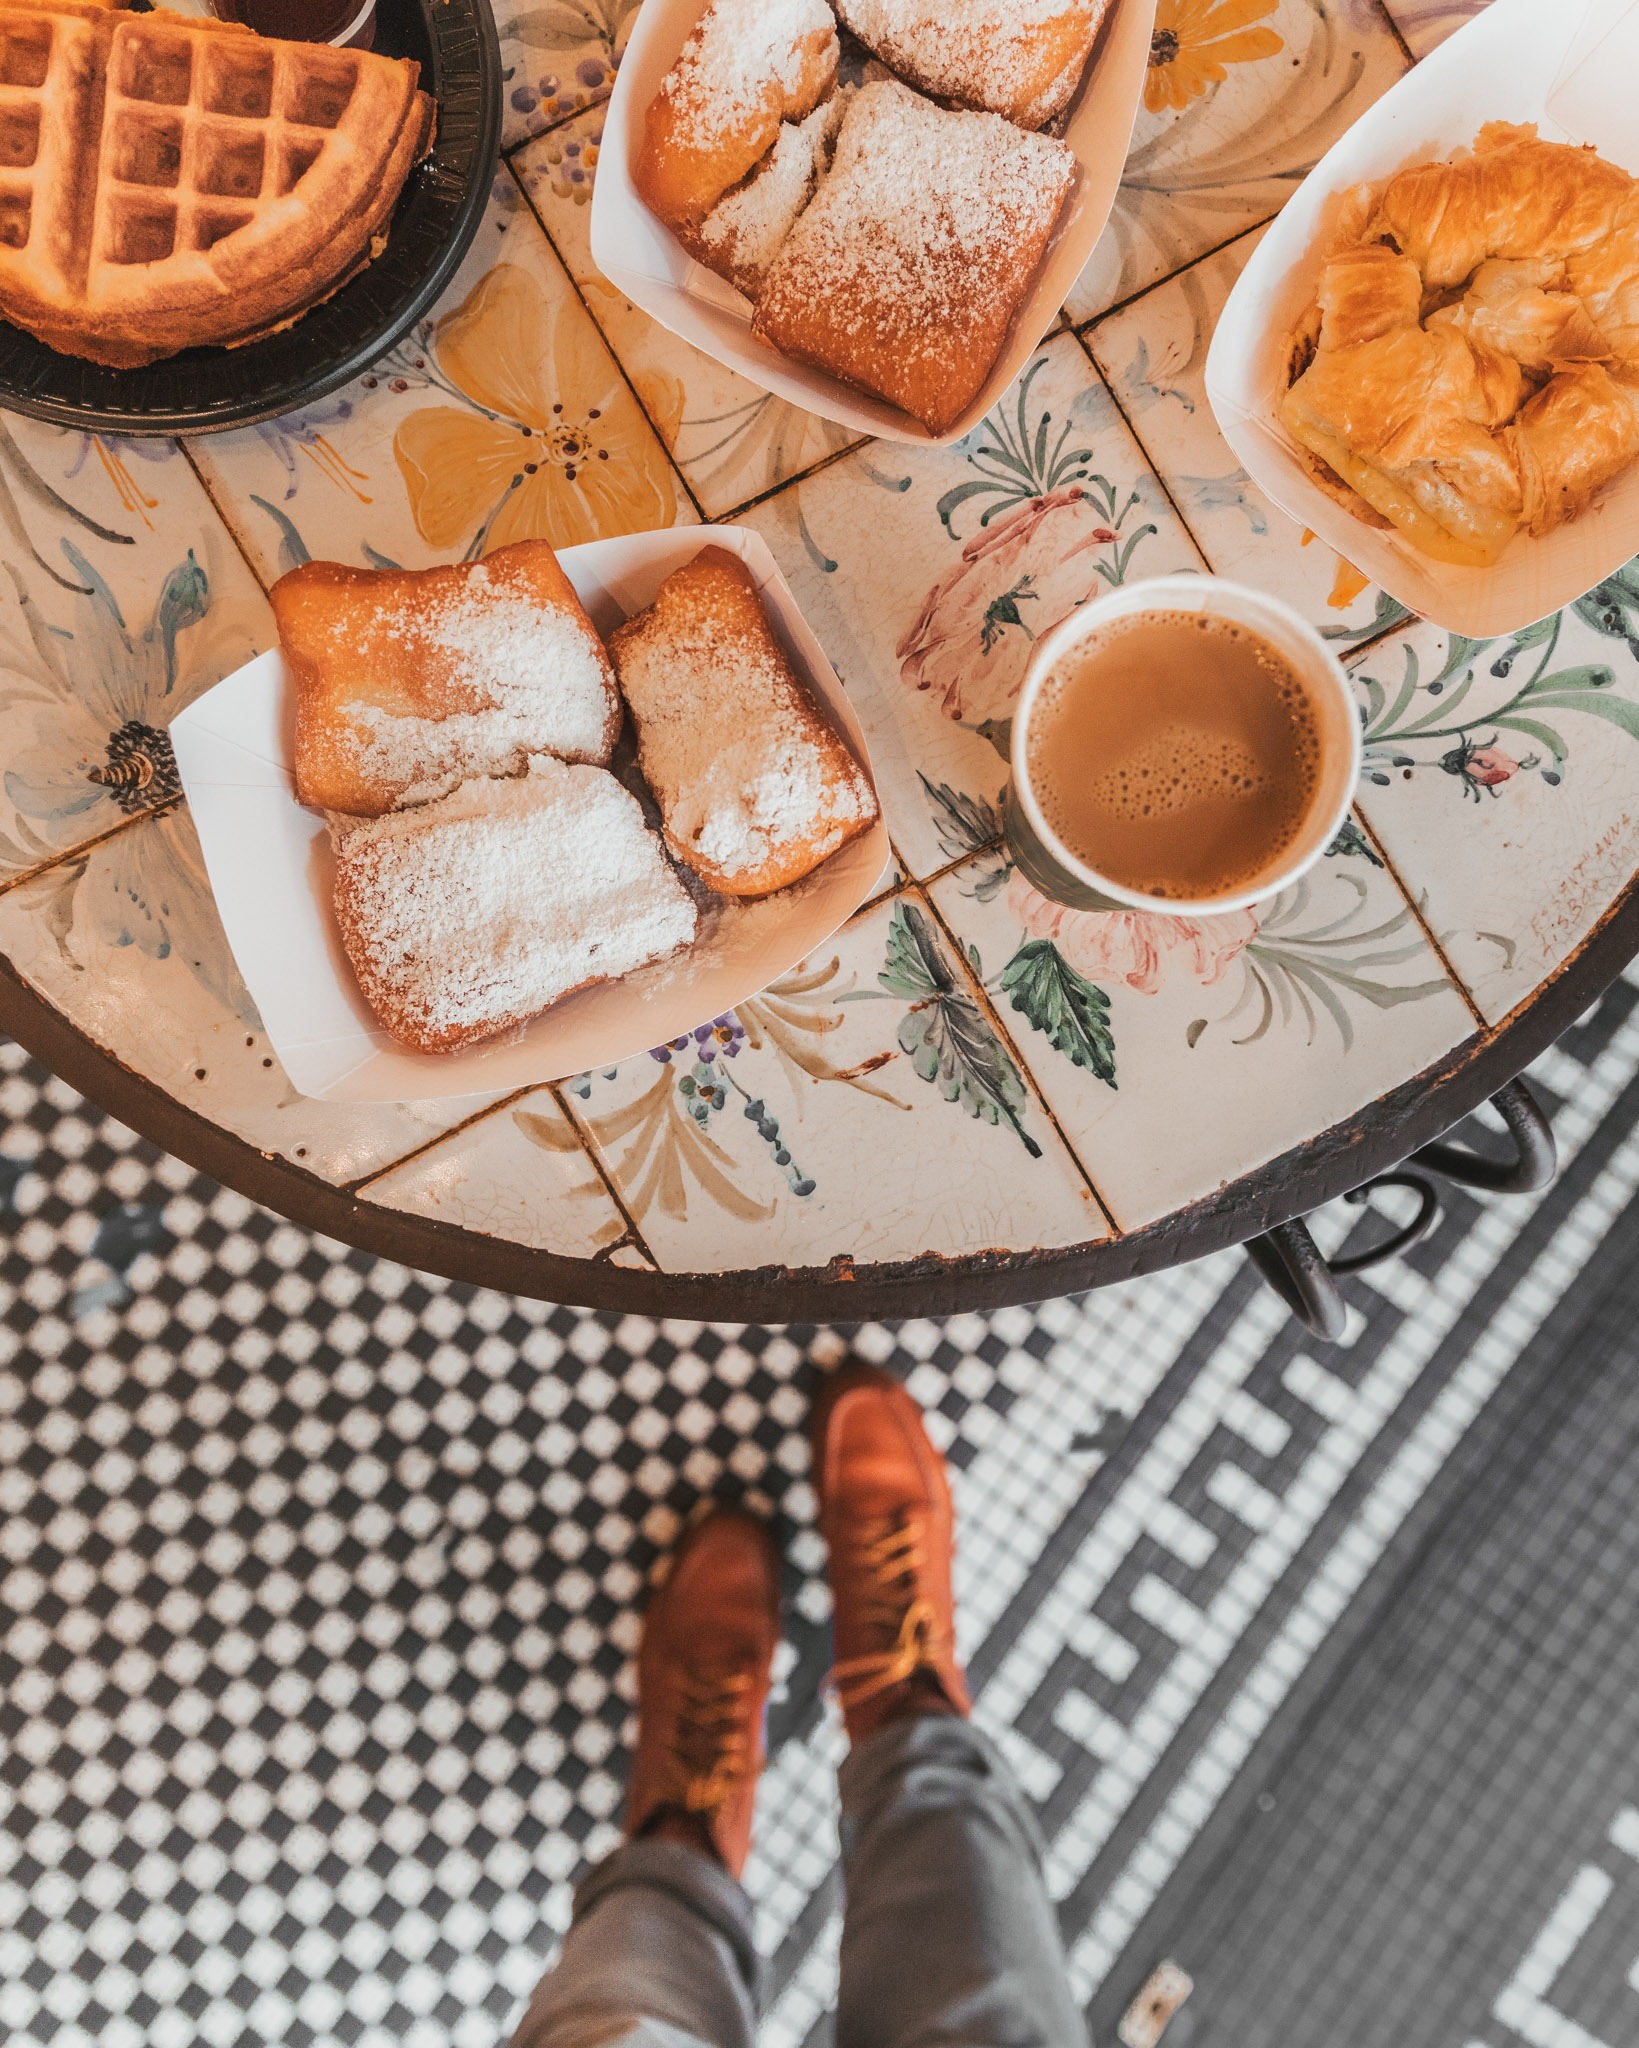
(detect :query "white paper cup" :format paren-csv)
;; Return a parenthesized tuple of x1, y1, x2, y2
(1005, 574, 1362, 917)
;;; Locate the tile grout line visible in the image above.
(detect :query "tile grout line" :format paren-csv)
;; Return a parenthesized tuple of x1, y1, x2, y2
(504, 155, 710, 531)
(910, 880, 1124, 1239)
(179, 439, 276, 601)
(346, 1083, 548, 1198)
(546, 1078, 663, 1270)
(1071, 215, 1288, 340)
(1069, 328, 1214, 576)
(1348, 802, 1490, 1032)
(1369, 0, 1417, 67)
(551, 1078, 668, 1271)
(0, 803, 164, 903)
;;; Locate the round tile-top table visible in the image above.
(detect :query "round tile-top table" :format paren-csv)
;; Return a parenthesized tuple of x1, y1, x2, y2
(3, 0, 1637, 1319)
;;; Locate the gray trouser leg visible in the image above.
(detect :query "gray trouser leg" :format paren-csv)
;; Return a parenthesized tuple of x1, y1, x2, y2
(508, 1839, 763, 2048)
(835, 1716, 1091, 2048)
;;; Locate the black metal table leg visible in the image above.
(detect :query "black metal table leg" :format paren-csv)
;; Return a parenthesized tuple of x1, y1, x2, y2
(1409, 1077, 1557, 1193)
(1247, 1078, 1555, 1337)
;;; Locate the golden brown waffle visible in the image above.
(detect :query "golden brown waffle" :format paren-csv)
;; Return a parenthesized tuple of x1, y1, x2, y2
(0, 3, 434, 368)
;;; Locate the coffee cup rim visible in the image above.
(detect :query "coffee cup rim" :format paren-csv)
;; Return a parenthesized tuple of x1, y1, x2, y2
(1008, 572, 1364, 918)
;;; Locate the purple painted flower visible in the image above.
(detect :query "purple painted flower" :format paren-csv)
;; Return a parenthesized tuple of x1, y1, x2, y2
(576, 56, 607, 87)
(510, 85, 538, 112)
(694, 1015, 746, 1063)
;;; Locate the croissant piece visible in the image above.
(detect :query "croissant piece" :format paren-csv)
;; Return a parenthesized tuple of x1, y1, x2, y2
(1282, 125, 1639, 567)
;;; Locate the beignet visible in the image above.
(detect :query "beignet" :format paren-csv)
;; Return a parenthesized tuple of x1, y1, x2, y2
(752, 80, 1075, 435)
(608, 546, 878, 898)
(634, 0, 838, 227)
(690, 89, 849, 299)
(278, 543, 621, 819)
(333, 758, 698, 1054)
(834, 0, 1109, 129)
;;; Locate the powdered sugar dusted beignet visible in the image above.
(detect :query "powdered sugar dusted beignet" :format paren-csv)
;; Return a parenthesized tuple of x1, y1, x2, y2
(333, 759, 698, 1055)
(836, 0, 1110, 129)
(608, 547, 878, 899)
(691, 90, 850, 300)
(752, 81, 1075, 435)
(635, 0, 839, 227)
(278, 543, 621, 819)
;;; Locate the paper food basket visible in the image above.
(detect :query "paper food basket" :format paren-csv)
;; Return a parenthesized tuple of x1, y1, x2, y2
(1205, 0, 1639, 639)
(589, 0, 1157, 447)
(169, 527, 891, 1105)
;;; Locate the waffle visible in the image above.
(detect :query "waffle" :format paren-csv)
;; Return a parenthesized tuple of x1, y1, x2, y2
(0, 3, 434, 367)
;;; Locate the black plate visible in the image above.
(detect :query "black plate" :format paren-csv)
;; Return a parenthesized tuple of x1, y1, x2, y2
(0, 0, 501, 436)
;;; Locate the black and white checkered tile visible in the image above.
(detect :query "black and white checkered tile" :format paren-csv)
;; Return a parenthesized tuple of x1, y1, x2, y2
(4, 973, 1639, 2048)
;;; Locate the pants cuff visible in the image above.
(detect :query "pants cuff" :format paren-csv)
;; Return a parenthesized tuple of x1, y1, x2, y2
(573, 1839, 765, 2005)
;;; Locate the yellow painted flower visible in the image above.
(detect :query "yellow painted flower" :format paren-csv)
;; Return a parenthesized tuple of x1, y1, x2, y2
(394, 262, 677, 554)
(1145, 0, 1284, 115)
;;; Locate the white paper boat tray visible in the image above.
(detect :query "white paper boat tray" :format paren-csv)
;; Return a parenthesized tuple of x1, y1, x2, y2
(170, 527, 891, 1104)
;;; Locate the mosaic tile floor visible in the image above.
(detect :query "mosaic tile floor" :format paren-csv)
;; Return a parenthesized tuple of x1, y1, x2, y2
(4, 958, 1639, 2048)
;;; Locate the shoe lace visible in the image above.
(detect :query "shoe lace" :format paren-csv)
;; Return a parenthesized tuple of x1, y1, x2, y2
(825, 1513, 954, 1713)
(660, 1667, 756, 1815)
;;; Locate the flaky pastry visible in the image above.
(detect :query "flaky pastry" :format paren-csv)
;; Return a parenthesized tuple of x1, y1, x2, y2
(1282, 124, 1639, 568)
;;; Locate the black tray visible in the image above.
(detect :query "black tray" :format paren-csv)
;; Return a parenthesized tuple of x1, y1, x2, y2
(0, 0, 501, 436)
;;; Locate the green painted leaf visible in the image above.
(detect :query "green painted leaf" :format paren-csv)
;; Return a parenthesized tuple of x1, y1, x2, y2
(1324, 817, 1383, 867)
(877, 898, 945, 1002)
(883, 903, 1042, 1154)
(1520, 662, 1615, 698)
(919, 773, 1001, 860)
(1000, 940, 1117, 1086)
(1515, 691, 1639, 743)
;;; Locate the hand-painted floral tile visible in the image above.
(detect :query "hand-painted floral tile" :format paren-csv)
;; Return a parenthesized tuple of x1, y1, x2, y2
(188, 175, 690, 587)
(1378, 0, 1489, 58)
(739, 335, 1203, 882)
(557, 892, 1107, 1273)
(359, 1094, 632, 1262)
(1063, 0, 1408, 326)
(495, 0, 636, 149)
(927, 841, 1474, 1230)
(1084, 227, 1406, 649)
(0, 416, 269, 885)
(514, 109, 863, 519)
(0, 811, 504, 1184)
(1348, 586, 1639, 1024)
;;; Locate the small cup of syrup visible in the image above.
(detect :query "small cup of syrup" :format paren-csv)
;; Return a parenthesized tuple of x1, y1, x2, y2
(211, 0, 376, 49)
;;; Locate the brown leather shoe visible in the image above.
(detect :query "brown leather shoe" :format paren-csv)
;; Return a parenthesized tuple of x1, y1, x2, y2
(812, 1361, 972, 1745)
(625, 1507, 780, 1879)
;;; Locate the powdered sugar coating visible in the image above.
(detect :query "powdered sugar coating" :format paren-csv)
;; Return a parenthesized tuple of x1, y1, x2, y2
(836, 0, 1106, 126)
(610, 549, 876, 894)
(329, 572, 617, 804)
(334, 758, 697, 1052)
(663, 0, 836, 152)
(700, 90, 849, 294)
(753, 80, 1075, 431)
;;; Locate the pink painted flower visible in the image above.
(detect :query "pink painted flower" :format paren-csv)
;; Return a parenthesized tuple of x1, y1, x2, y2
(1467, 746, 1518, 787)
(896, 488, 1120, 723)
(1007, 872, 1258, 995)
